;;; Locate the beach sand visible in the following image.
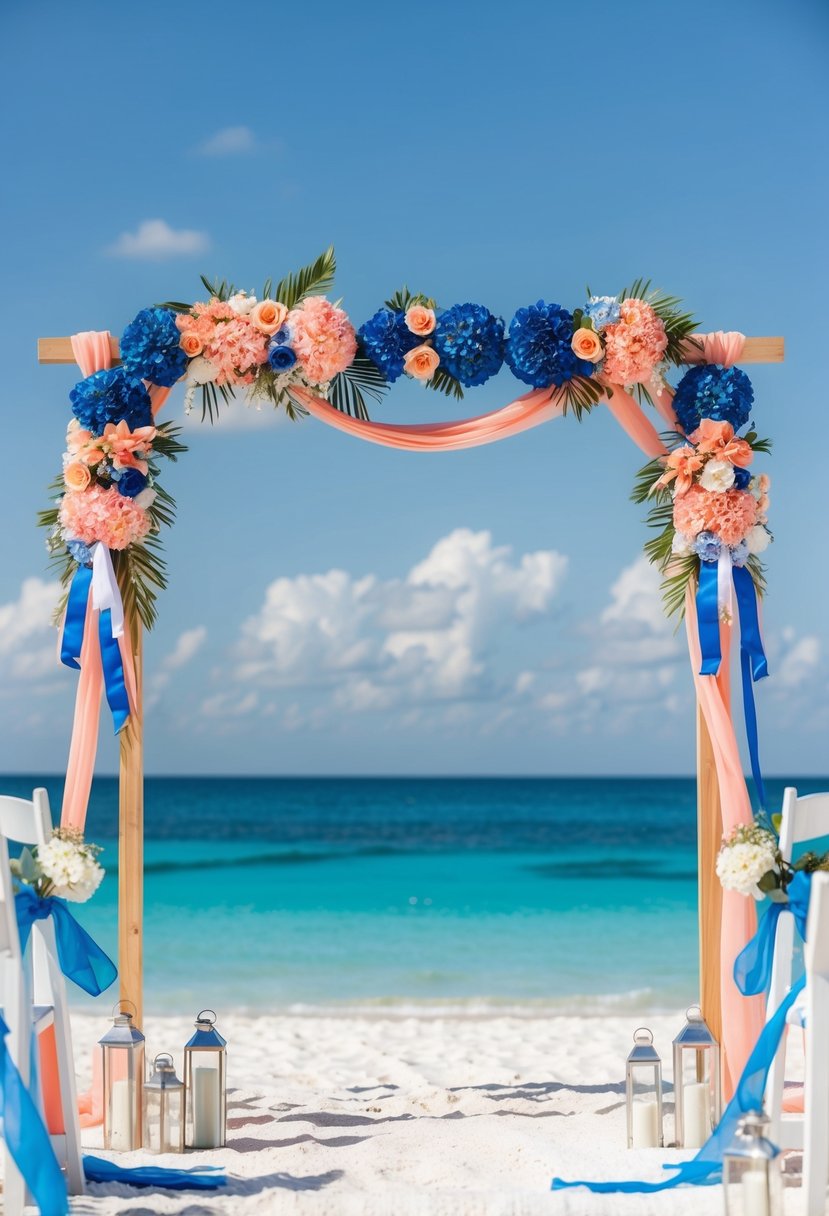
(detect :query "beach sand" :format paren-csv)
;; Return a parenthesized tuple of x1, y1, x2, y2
(66, 1011, 807, 1215)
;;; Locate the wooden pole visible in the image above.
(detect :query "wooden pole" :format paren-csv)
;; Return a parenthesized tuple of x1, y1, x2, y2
(696, 703, 723, 1047)
(118, 612, 143, 1028)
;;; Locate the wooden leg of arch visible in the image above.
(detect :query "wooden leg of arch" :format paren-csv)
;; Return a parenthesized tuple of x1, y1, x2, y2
(119, 613, 143, 1029)
(697, 701, 723, 1048)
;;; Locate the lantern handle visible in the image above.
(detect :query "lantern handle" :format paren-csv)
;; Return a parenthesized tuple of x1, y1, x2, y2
(111, 998, 138, 1020)
(196, 1008, 217, 1025)
(153, 1052, 175, 1067)
(632, 1027, 654, 1044)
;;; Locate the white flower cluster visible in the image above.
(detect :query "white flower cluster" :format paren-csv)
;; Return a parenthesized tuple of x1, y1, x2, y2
(37, 834, 104, 903)
(715, 827, 778, 898)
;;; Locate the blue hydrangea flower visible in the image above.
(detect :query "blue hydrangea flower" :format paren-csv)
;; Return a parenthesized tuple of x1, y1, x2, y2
(70, 368, 153, 435)
(117, 468, 148, 498)
(358, 309, 419, 382)
(730, 540, 749, 567)
(268, 344, 297, 372)
(504, 301, 594, 388)
(433, 303, 504, 387)
(67, 538, 93, 566)
(120, 307, 188, 388)
(733, 466, 752, 490)
(584, 295, 621, 330)
(673, 364, 754, 434)
(693, 531, 722, 562)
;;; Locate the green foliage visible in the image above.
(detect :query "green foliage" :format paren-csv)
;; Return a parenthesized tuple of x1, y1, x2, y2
(631, 456, 667, 504)
(660, 554, 699, 621)
(330, 353, 388, 420)
(383, 286, 437, 313)
(560, 374, 606, 420)
(273, 246, 336, 310)
(744, 429, 773, 454)
(425, 365, 464, 401)
(154, 300, 193, 314)
(199, 380, 235, 425)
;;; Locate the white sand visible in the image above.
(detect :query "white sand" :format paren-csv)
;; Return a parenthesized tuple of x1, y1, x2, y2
(68, 1011, 805, 1215)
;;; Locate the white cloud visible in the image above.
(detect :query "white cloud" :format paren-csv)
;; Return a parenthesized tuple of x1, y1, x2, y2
(196, 126, 257, 156)
(229, 529, 567, 717)
(0, 577, 60, 656)
(106, 219, 210, 260)
(776, 635, 821, 688)
(146, 626, 207, 709)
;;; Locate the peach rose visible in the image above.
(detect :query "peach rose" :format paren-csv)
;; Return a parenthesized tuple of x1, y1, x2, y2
(64, 462, 91, 492)
(180, 332, 204, 357)
(403, 345, 440, 380)
(571, 327, 604, 363)
(405, 305, 436, 337)
(250, 299, 289, 335)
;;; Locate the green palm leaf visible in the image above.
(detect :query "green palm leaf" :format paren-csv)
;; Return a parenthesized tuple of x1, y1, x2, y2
(273, 247, 336, 309)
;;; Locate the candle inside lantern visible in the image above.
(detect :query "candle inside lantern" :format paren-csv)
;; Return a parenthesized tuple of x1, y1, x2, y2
(630, 1099, 659, 1148)
(682, 1081, 710, 1149)
(742, 1170, 770, 1216)
(109, 1079, 134, 1152)
(192, 1066, 220, 1148)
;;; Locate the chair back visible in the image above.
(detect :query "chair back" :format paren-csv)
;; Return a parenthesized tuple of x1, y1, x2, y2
(0, 789, 51, 849)
(805, 871, 829, 978)
(778, 787, 829, 861)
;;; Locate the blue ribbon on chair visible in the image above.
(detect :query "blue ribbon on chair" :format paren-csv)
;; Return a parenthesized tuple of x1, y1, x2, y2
(0, 1012, 68, 1215)
(15, 887, 117, 997)
(83, 1155, 226, 1191)
(552, 874, 814, 1195)
(695, 559, 721, 675)
(733, 870, 811, 997)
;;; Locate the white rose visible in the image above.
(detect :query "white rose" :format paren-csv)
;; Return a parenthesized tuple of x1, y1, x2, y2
(134, 488, 157, 511)
(671, 531, 694, 556)
(228, 292, 257, 316)
(187, 356, 219, 386)
(699, 460, 736, 493)
(716, 840, 777, 897)
(746, 525, 771, 555)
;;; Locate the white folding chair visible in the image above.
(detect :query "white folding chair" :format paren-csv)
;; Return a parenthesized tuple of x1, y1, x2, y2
(0, 790, 84, 1197)
(803, 871, 829, 1216)
(765, 787, 829, 1150)
(0, 829, 32, 1216)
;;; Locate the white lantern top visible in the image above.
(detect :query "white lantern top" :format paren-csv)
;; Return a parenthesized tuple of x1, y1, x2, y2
(99, 1006, 145, 1049)
(627, 1027, 660, 1066)
(673, 1005, 716, 1049)
(145, 1053, 184, 1094)
(185, 1009, 226, 1051)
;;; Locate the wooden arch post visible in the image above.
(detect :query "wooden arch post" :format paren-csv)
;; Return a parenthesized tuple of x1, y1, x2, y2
(38, 332, 784, 1039)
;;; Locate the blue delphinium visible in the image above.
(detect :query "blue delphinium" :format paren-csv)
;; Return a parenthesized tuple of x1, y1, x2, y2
(358, 309, 419, 382)
(67, 538, 94, 565)
(70, 368, 154, 435)
(730, 540, 749, 567)
(584, 295, 621, 330)
(505, 301, 593, 388)
(672, 364, 754, 434)
(693, 531, 722, 562)
(268, 345, 297, 372)
(120, 307, 189, 388)
(117, 469, 148, 498)
(433, 303, 504, 387)
(733, 466, 752, 490)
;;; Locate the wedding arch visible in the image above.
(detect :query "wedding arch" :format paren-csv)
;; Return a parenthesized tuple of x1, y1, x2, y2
(37, 248, 784, 1095)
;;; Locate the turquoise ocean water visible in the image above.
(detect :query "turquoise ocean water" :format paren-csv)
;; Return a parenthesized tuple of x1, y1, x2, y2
(3, 775, 825, 1016)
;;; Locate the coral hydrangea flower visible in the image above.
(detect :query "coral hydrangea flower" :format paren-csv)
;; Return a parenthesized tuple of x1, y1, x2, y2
(673, 484, 758, 546)
(601, 299, 668, 385)
(60, 484, 152, 550)
(289, 297, 357, 384)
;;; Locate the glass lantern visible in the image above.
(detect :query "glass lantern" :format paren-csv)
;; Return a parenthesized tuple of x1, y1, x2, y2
(672, 1004, 721, 1149)
(144, 1053, 185, 1154)
(723, 1111, 783, 1216)
(184, 1009, 227, 1149)
(625, 1027, 664, 1148)
(99, 1005, 145, 1151)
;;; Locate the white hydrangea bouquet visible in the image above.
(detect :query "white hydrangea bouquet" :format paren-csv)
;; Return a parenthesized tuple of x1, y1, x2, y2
(11, 827, 105, 903)
(717, 821, 829, 902)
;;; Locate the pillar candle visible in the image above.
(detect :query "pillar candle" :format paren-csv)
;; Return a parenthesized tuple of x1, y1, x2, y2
(682, 1081, 710, 1149)
(109, 1078, 134, 1151)
(192, 1066, 220, 1148)
(631, 1098, 659, 1148)
(742, 1170, 770, 1216)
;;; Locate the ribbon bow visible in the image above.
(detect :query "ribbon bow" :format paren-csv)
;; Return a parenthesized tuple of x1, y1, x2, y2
(15, 886, 117, 997)
(733, 869, 811, 997)
(60, 542, 130, 733)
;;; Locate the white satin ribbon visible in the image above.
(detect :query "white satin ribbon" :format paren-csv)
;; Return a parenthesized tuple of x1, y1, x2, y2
(717, 547, 734, 624)
(91, 543, 125, 639)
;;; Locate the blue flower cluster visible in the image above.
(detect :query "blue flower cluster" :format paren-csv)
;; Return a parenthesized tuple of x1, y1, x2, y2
(67, 538, 93, 565)
(70, 368, 154, 435)
(120, 308, 189, 388)
(358, 309, 419, 382)
(117, 468, 148, 498)
(584, 295, 621, 329)
(733, 466, 752, 490)
(434, 303, 504, 387)
(693, 531, 750, 567)
(505, 301, 594, 388)
(672, 364, 754, 434)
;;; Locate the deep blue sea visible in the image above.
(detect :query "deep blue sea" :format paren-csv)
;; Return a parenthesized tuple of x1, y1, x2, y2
(3, 775, 826, 1016)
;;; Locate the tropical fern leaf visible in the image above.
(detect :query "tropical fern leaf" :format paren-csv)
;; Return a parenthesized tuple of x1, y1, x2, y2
(274, 246, 336, 310)
(425, 365, 464, 401)
(383, 286, 437, 313)
(330, 353, 387, 420)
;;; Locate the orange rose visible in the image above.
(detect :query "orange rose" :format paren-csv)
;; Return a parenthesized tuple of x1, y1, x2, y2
(403, 344, 440, 380)
(64, 462, 91, 491)
(180, 332, 203, 357)
(405, 305, 436, 337)
(571, 327, 604, 363)
(250, 299, 289, 335)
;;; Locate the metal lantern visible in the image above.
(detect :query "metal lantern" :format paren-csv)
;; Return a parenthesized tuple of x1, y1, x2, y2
(144, 1053, 185, 1154)
(99, 1005, 145, 1151)
(722, 1111, 783, 1216)
(672, 1004, 721, 1149)
(184, 1009, 227, 1149)
(625, 1027, 664, 1148)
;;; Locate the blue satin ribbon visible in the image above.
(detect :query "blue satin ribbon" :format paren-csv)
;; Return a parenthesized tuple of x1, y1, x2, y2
(83, 1155, 226, 1190)
(733, 564, 769, 810)
(695, 559, 721, 675)
(733, 870, 811, 997)
(59, 563, 92, 670)
(0, 1012, 68, 1215)
(552, 874, 814, 1195)
(15, 887, 117, 997)
(58, 562, 129, 733)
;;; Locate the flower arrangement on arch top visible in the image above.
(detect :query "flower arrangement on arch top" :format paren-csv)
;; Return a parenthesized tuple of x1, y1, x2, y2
(433, 302, 504, 387)
(69, 368, 154, 436)
(505, 301, 594, 388)
(120, 307, 189, 388)
(358, 308, 420, 382)
(672, 364, 754, 434)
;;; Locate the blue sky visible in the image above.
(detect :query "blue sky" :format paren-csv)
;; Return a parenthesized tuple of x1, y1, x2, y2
(0, 0, 827, 776)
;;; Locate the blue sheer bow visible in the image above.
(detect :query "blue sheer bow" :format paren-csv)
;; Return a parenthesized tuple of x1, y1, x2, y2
(0, 1012, 68, 1214)
(552, 872, 813, 1195)
(83, 1155, 226, 1190)
(15, 887, 117, 997)
(733, 870, 811, 997)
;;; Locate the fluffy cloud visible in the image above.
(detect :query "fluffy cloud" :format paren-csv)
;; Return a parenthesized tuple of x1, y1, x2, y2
(195, 125, 257, 156)
(106, 219, 209, 260)
(146, 626, 207, 709)
(0, 578, 62, 683)
(231, 529, 568, 716)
